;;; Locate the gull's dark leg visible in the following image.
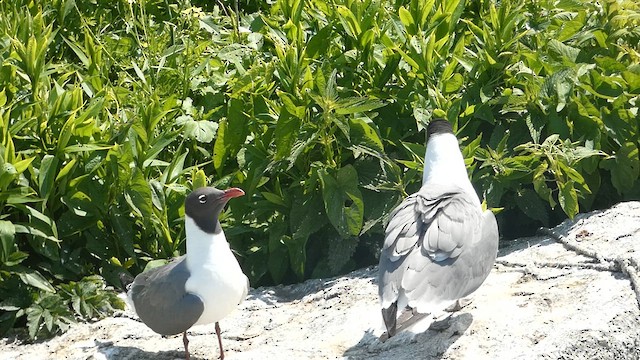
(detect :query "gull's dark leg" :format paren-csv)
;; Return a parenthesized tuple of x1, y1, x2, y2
(183, 331, 190, 360)
(215, 322, 225, 360)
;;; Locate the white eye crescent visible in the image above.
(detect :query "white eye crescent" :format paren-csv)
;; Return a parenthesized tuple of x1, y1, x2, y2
(198, 195, 207, 204)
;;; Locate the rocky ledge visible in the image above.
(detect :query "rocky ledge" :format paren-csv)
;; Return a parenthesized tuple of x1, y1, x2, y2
(2, 202, 640, 360)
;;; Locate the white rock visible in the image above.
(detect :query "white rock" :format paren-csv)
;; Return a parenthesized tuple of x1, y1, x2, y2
(2, 202, 640, 360)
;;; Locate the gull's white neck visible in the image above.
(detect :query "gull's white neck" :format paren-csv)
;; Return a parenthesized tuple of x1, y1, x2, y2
(183, 215, 248, 325)
(422, 133, 479, 205)
(185, 217, 230, 271)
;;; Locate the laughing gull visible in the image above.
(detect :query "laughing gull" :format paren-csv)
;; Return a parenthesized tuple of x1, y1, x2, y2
(378, 119, 499, 337)
(124, 186, 248, 359)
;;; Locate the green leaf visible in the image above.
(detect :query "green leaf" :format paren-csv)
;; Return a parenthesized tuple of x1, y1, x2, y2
(164, 148, 189, 184)
(601, 142, 640, 194)
(261, 191, 286, 207)
(336, 6, 361, 38)
(149, 180, 165, 211)
(213, 99, 249, 172)
(56, 114, 76, 155)
(4, 250, 28, 267)
(318, 166, 364, 237)
(444, 73, 464, 93)
(284, 235, 306, 281)
(109, 211, 135, 258)
(267, 221, 289, 284)
(142, 130, 180, 167)
(532, 165, 554, 209)
(274, 108, 302, 160)
(192, 169, 208, 189)
(558, 180, 579, 218)
(515, 188, 549, 226)
(0, 163, 17, 189)
(16, 267, 55, 292)
(399, 6, 416, 34)
(306, 25, 333, 59)
(0, 220, 16, 264)
(213, 119, 230, 171)
(290, 191, 326, 242)
(349, 118, 385, 155)
(64, 144, 113, 153)
(13, 157, 35, 175)
(183, 119, 218, 143)
(556, 11, 586, 42)
(334, 97, 385, 115)
(124, 169, 153, 221)
(39, 155, 59, 203)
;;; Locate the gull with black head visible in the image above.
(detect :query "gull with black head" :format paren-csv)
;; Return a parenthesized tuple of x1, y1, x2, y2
(378, 119, 499, 338)
(123, 186, 248, 359)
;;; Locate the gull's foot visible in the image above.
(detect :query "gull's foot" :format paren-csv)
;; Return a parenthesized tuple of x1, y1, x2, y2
(445, 297, 474, 312)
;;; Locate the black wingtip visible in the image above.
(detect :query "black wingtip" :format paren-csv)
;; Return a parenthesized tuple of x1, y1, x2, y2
(118, 272, 134, 291)
(427, 118, 453, 139)
(382, 302, 398, 338)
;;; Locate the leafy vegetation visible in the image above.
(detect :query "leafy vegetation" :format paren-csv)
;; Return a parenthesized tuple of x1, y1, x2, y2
(0, 0, 638, 339)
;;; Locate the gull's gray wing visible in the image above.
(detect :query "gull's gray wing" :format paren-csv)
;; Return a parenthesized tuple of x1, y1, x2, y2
(129, 255, 204, 335)
(379, 183, 498, 313)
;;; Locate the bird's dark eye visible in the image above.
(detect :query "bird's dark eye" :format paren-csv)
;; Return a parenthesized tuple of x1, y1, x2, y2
(198, 194, 207, 204)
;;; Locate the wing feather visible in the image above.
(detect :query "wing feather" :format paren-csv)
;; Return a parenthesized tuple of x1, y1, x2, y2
(379, 183, 498, 313)
(130, 256, 204, 335)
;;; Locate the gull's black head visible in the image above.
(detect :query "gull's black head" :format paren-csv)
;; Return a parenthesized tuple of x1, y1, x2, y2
(426, 119, 453, 139)
(185, 187, 244, 233)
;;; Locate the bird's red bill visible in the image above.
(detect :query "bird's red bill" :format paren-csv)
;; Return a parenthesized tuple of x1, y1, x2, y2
(223, 187, 245, 199)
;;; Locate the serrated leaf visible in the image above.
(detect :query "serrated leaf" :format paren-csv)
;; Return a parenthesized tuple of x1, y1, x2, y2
(334, 97, 385, 115)
(183, 120, 217, 143)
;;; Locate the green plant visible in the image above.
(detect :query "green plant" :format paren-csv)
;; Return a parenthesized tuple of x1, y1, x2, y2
(0, 0, 638, 339)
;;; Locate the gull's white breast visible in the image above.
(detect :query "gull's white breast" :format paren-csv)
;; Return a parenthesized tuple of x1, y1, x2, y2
(184, 218, 248, 325)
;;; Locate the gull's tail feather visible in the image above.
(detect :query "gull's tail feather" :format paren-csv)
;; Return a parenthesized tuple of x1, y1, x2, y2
(381, 301, 398, 338)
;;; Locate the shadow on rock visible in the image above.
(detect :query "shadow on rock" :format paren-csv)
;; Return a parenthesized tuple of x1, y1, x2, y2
(342, 312, 474, 360)
(247, 267, 378, 304)
(96, 342, 206, 360)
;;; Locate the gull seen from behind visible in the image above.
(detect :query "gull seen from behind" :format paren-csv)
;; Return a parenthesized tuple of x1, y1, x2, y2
(378, 119, 499, 338)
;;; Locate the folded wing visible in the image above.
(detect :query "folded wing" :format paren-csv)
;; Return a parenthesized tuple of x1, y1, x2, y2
(379, 183, 497, 313)
(130, 256, 204, 335)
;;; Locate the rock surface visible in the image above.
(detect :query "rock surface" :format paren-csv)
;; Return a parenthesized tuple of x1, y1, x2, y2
(2, 202, 640, 360)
